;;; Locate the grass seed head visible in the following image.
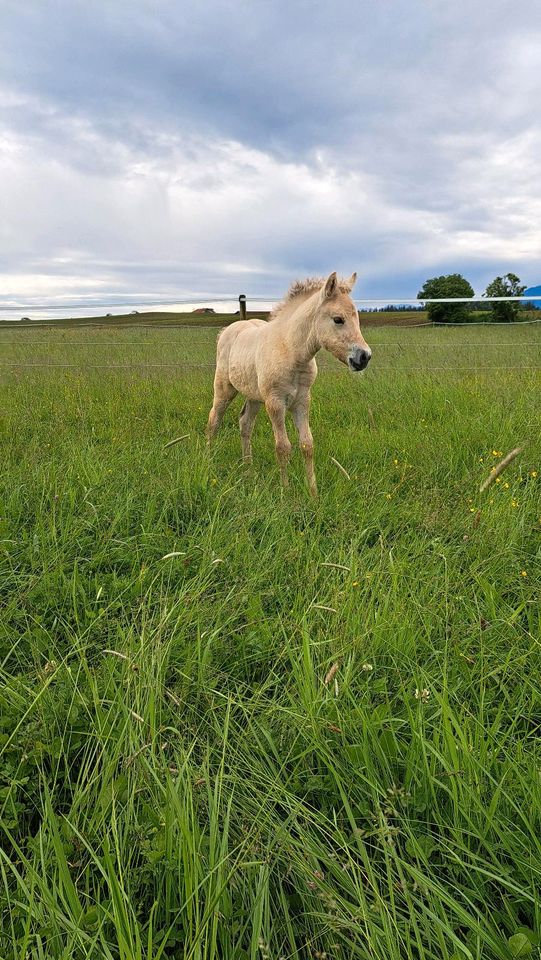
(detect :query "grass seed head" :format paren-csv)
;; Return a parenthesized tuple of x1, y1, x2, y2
(324, 662, 340, 686)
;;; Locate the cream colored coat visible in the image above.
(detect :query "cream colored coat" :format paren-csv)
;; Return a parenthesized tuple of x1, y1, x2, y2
(207, 272, 371, 496)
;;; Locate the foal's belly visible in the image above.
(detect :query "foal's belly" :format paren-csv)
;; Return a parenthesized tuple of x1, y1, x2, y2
(229, 363, 263, 400)
(228, 348, 263, 400)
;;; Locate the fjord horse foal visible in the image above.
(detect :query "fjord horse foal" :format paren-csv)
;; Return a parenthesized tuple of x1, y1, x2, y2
(207, 272, 371, 496)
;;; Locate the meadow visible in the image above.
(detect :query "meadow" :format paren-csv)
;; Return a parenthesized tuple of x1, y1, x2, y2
(0, 322, 540, 960)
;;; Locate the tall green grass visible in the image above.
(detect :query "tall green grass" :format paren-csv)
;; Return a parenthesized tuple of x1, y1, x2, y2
(0, 325, 540, 959)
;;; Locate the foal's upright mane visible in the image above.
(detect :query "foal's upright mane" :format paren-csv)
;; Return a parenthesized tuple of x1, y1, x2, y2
(268, 276, 354, 322)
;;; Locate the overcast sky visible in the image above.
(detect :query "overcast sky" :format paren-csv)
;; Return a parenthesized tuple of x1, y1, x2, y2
(1, 0, 540, 313)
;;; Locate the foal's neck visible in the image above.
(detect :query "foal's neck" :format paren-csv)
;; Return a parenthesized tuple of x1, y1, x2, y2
(278, 294, 320, 366)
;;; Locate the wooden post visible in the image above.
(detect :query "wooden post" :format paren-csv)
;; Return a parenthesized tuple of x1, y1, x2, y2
(239, 294, 247, 322)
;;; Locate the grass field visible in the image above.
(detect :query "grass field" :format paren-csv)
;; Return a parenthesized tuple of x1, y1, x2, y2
(1, 323, 540, 960)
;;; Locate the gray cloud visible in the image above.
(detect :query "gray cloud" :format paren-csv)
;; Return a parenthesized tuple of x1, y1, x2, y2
(1, 0, 541, 312)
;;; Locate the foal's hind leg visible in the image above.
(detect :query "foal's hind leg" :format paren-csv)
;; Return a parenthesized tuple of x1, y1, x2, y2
(265, 396, 292, 488)
(206, 379, 237, 443)
(239, 400, 261, 462)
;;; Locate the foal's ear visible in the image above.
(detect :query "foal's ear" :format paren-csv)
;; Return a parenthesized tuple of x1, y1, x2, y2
(322, 272, 338, 300)
(346, 271, 357, 292)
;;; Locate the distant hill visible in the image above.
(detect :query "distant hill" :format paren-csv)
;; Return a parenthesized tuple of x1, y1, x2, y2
(524, 286, 541, 309)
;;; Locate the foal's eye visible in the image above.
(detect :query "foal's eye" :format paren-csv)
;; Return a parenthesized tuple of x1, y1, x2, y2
(333, 316, 345, 325)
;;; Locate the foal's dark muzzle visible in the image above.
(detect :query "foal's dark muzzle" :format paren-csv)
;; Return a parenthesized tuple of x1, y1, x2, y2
(348, 348, 371, 372)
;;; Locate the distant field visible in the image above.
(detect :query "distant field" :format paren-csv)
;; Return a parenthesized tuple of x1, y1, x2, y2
(0, 310, 254, 329)
(6, 309, 541, 329)
(1, 309, 430, 329)
(1, 323, 540, 959)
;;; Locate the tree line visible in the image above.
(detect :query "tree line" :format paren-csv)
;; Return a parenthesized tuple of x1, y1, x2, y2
(416, 273, 529, 324)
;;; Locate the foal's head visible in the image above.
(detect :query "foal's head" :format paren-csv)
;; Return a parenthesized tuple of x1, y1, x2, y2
(314, 272, 371, 372)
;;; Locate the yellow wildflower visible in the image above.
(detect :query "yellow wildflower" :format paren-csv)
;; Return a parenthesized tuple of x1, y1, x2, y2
(521, 570, 527, 578)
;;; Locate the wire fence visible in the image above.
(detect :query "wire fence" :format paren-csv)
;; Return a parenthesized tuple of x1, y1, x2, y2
(1, 362, 540, 372)
(1, 340, 540, 350)
(1, 294, 539, 373)
(1, 294, 541, 311)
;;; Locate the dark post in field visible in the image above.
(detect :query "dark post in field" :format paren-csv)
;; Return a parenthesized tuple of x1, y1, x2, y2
(239, 294, 247, 322)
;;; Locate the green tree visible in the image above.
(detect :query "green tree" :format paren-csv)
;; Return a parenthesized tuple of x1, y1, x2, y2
(417, 274, 475, 324)
(484, 273, 526, 323)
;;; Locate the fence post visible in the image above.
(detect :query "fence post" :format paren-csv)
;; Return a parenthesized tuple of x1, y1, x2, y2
(239, 294, 247, 322)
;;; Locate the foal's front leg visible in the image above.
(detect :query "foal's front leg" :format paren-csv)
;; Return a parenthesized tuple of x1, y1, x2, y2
(292, 396, 317, 497)
(265, 397, 292, 487)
